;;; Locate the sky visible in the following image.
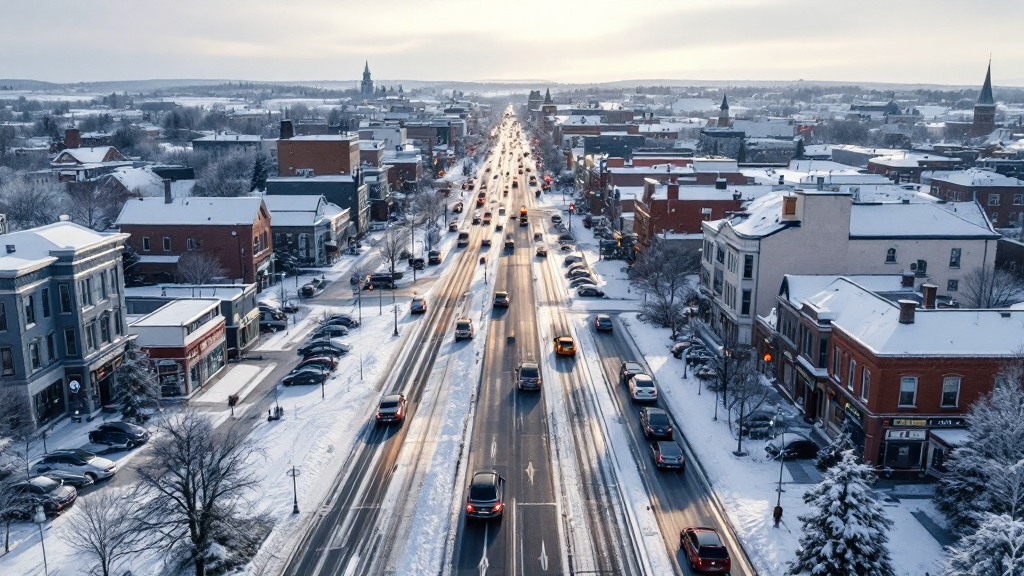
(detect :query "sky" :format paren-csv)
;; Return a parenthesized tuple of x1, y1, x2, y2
(2, 0, 1023, 87)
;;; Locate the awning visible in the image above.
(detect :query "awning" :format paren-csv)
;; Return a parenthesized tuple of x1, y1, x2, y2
(256, 259, 272, 273)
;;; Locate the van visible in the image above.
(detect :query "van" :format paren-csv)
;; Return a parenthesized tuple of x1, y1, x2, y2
(366, 273, 395, 289)
(458, 231, 470, 247)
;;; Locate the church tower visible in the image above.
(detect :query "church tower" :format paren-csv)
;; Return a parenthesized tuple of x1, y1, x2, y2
(360, 61, 374, 98)
(718, 95, 730, 128)
(973, 61, 996, 135)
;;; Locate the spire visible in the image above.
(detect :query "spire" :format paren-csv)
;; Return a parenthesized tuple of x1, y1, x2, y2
(721, 94, 729, 110)
(364, 60, 370, 74)
(977, 60, 995, 106)
(544, 88, 552, 104)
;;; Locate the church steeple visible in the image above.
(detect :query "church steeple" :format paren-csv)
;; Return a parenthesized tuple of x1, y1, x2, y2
(718, 95, 730, 128)
(977, 60, 995, 106)
(973, 60, 996, 135)
(360, 61, 374, 98)
(543, 88, 552, 104)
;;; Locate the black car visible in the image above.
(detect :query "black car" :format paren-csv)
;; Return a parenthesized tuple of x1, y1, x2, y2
(765, 434, 819, 460)
(428, 250, 442, 265)
(739, 409, 781, 436)
(310, 325, 350, 340)
(283, 369, 327, 387)
(34, 470, 94, 488)
(323, 314, 360, 329)
(578, 286, 605, 298)
(652, 441, 685, 470)
(10, 476, 78, 518)
(410, 257, 425, 270)
(297, 341, 351, 358)
(465, 470, 505, 520)
(640, 407, 674, 440)
(620, 361, 646, 385)
(88, 421, 150, 449)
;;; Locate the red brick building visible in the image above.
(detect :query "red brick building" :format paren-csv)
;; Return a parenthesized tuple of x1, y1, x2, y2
(866, 152, 960, 183)
(632, 178, 770, 246)
(277, 133, 360, 177)
(115, 195, 274, 289)
(926, 168, 1024, 227)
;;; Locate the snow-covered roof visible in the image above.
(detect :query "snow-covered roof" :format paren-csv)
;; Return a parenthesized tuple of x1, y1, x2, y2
(262, 195, 323, 213)
(869, 152, 957, 167)
(52, 146, 125, 165)
(126, 284, 250, 300)
(285, 134, 358, 142)
(138, 255, 180, 264)
(718, 193, 788, 237)
(926, 168, 1024, 188)
(193, 134, 264, 142)
(849, 202, 997, 239)
(108, 167, 195, 198)
(0, 221, 128, 277)
(130, 298, 221, 328)
(781, 274, 910, 308)
(929, 428, 969, 446)
(116, 197, 267, 226)
(691, 159, 739, 173)
(647, 184, 774, 202)
(267, 175, 355, 183)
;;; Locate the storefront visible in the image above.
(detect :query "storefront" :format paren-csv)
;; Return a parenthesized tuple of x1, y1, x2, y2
(32, 378, 66, 426)
(877, 417, 968, 471)
(148, 323, 226, 398)
(926, 426, 968, 477)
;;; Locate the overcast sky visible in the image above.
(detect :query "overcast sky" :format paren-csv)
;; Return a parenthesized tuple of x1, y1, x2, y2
(2, 0, 1022, 87)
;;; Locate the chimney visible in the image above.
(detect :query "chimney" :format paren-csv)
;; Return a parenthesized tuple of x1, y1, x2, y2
(816, 176, 825, 191)
(778, 175, 784, 185)
(668, 182, 680, 200)
(280, 120, 294, 140)
(715, 178, 727, 190)
(163, 178, 172, 204)
(4, 245, 14, 254)
(65, 128, 81, 149)
(901, 272, 915, 288)
(921, 283, 937, 309)
(898, 300, 917, 324)
(781, 195, 798, 219)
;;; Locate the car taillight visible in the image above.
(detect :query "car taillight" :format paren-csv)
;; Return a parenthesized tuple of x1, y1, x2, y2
(376, 412, 382, 419)
(466, 504, 475, 513)
(493, 502, 503, 512)
(657, 455, 664, 463)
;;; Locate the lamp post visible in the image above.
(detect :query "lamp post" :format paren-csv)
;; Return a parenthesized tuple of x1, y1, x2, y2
(772, 410, 787, 527)
(231, 230, 245, 283)
(392, 283, 399, 336)
(286, 466, 301, 514)
(33, 505, 48, 576)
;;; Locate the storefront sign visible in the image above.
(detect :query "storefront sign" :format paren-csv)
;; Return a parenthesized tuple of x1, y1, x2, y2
(890, 417, 966, 428)
(843, 402, 863, 424)
(885, 429, 926, 441)
(891, 418, 928, 427)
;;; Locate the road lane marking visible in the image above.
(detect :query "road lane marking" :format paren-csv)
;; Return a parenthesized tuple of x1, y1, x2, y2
(525, 460, 536, 485)
(539, 539, 549, 571)
(478, 523, 490, 576)
(490, 436, 497, 460)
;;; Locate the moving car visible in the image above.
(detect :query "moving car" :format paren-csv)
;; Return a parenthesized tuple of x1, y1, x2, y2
(620, 361, 645, 384)
(504, 235, 514, 250)
(493, 291, 510, 307)
(449, 222, 459, 232)
(553, 336, 576, 357)
(628, 374, 659, 403)
(282, 369, 327, 387)
(765, 434, 819, 460)
(652, 441, 685, 470)
(411, 296, 428, 314)
(578, 286, 605, 298)
(481, 238, 492, 248)
(516, 362, 541, 390)
(455, 318, 475, 340)
(536, 246, 547, 257)
(465, 470, 505, 520)
(452, 202, 464, 213)
(30, 450, 116, 482)
(639, 407, 673, 439)
(9, 476, 77, 518)
(410, 257, 425, 270)
(428, 250, 442, 264)
(458, 231, 471, 247)
(593, 314, 613, 331)
(472, 212, 481, 224)
(299, 278, 327, 298)
(88, 421, 150, 449)
(679, 527, 731, 574)
(375, 394, 408, 425)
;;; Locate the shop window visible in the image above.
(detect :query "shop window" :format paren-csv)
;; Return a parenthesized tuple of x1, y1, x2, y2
(33, 379, 66, 426)
(941, 376, 961, 408)
(64, 328, 78, 357)
(59, 284, 72, 313)
(1, 347, 14, 376)
(142, 237, 151, 252)
(898, 377, 918, 407)
(860, 369, 870, 402)
(24, 294, 35, 327)
(29, 341, 40, 371)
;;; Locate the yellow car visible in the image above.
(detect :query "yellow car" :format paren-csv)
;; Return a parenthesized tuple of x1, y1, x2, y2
(553, 336, 576, 357)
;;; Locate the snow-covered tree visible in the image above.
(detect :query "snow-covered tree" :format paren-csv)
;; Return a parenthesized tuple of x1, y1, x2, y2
(790, 450, 896, 576)
(60, 488, 144, 576)
(112, 343, 160, 424)
(177, 250, 227, 285)
(944, 512, 1024, 576)
(816, 428, 854, 472)
(249, 152, 271, 193)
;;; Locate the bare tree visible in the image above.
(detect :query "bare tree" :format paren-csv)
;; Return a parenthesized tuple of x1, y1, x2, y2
(724, 354, 770, 455)
(378, 227, 411, 278)
(60, 488, 145, 576)
(960, 267, 1024, 308)
(0, 387, 32, 552)
(410, 189, 447, 250)
(66, 178, 132, 231)
(192, 149, 255, 198)
(135, 411, 264, 576)
(631, 238, 700, 338)
(0, 124, 15, 157)
(177, 250, 227, 285)
(112, 343, 161, 424)
(0, 174, 65, 230)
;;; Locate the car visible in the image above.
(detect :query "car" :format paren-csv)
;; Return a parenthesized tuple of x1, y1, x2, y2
(30, 450, 116, 482)
(33, 470, 94, 488)
(88, 421, 150, 449)
(496, 222, 504, 231)
(568, 278, 597, 289)
(687, 349, 716, 366)
(310, 324, 350, 340)
(671, 341, 695, 359)
(493, 291, 510, 307)
(652, 441, 685, 470)
(428, 249, 442, 264)
(564, 254, 583, 266)
(410, 257, 425, 270)
(516, 362, 541, 390)
(594, 314, 613, 332)
(640, 407, 673, 439)
(411, 296, 427, 314)
(551, 214, 562, 225)
(9, 477, 77, 518)
(458, 231, 471, 247)
(619, 361, 645, 385)
(559, 244, 576, 253)
(567, 270, 595, 281)
(567, 262, 589, 273)
(557, 233, 575, 243)
(557, 238, 576, 246)
(322, 314, 360, 329)
(628, 374, 659, 403)
(449, 222, 459, 232)
(765, 434, 820, 460)
(481, 238, 491, 248)
(295, 356, 338, 372)
(297, 339, 352, 359)
(472, 212, 481, 224)
(504, 235, 515, 250)
(299, 278, 327, 298)
(553, 336, 576, 357)
(536, 246, 547, 257)
(679, 527, 731, 573)
(454, 318, 475, 341)
(452, 202, 464, 213)
(282, 369, 327, 387)
(375, 394, 408, 425)
(465, 470, 505, 520)
(578, 286, 606, 298)
(739, 409, 781, 436)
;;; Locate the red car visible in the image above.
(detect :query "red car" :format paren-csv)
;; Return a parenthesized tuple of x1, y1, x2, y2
(375, 394, 408, 425)
(679, 527, 731, 573)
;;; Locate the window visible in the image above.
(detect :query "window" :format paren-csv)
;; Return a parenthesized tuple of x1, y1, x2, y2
(743, 255, 754, 279)
(85, 321, 96, 351)
(832, 347, 841, 380)
(98, 271, 108, 300)
(818, 337, 829, 369)
(715, 244, 725, 264)
(1015, 194, 1024, 206)
(949, 248, 961, 269)
(142, 237, 151, 252)
(100, 313, 111, 344)
(948, 279, 959, 292)
(110, 268, 119, 295)
(24, 294, 35, 326)
(1, 347, 13, 376)
(80, 279, 93, 307)
(991, 212, 999, 224)
(187, 238, 196, 250)
(741, 290, 751, 316)
(727, 250, 737, 274)
(860, 368, 870, 402)
(162, 237, 171, 251)
(0, 303, 6, 332)
(713, 269, 723, 295)
(988, 193, 1000, 206)
(59, 284, 72, 313)
(64, 328, 78, 357)
(898, 377, 918, 407)
(915, 259, 928, 277)
(29, 341, 40, 371)
(41, 288, 50, 318)
(114, 309, 123, 336)
(45, 332, 56, 362)
(253, 236, 259, 255)
(885, 248, 896, 263)
(847, 359, 856, 392)
(941, 376, 961, 408)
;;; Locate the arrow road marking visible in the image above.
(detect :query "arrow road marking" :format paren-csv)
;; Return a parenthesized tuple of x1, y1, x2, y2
(525, 461, 536, 485)
(539, 539, 548, 571)
(490, 436, 497, 460)
(478, 524, 490, 576)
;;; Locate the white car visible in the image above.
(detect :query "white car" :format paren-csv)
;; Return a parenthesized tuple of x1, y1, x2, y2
(628, 374, 659, 403)
(30, 449, 117, 482)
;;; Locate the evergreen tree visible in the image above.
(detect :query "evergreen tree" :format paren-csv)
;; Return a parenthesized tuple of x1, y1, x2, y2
(944, 511, 1024, 576)
(249, 152, 270, 193)
(790, 450, 896, 576)
(815, 428, 854, 472)
(113, 344, 160, 424)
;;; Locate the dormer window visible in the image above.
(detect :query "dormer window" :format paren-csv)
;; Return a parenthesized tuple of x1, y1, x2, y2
(885, 248, 897, 263)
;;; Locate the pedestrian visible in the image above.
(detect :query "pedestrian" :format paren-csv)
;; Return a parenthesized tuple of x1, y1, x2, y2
(773, 504, 783, 528)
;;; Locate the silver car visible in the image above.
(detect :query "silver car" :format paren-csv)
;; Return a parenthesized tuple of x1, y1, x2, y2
(628, 374, 659, 403)
(30, 449, 117, 482)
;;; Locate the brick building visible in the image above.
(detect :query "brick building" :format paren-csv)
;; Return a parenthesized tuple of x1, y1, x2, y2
(866, 152, 960, 183)
(925, 168, 1024, 227)
(633, 179, 772, 246)
(277, 125, 360, 177)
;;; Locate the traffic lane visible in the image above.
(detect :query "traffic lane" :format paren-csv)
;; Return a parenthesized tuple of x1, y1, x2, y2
(592, 323, 752, 576)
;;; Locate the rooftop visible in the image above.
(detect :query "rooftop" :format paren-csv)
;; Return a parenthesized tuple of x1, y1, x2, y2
(116, 196, 266, 226)
(926, 168, 1024, 188)
(130, 298, 221, 328)
(0, 221, 128, 277)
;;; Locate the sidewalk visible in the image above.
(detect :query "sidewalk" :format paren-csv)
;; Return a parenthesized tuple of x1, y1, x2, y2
(191, 362, 278, 405)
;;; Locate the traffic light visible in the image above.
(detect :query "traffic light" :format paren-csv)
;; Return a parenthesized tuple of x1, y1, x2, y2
(569, 203, 575, 212)
(763, 352, 773, 363)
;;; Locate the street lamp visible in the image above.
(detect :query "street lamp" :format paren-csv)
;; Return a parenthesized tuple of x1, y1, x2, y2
(286, 466, 301, 514)
(392, 283, 399, 336)
(772, 409, 788, 527)
(33, 505, 48, 576)
(231, 230, 245, 283)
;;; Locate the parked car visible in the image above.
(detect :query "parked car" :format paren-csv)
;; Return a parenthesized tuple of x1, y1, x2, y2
(551, 214, 562, 224)
(739, 409, 781, 436)
(9, 477, 77, 518)
(88, 421, 150, 449)
(567, 270, 595, 281)
(455, 318, 475, 341)
(628, 374, 659, 403)
(652, 441, 685, 470)
(297, 339, 352, 359)
(375, 394, 408, 425)
(30, 450, 116, 482)
(493, 291, 510, 307)
(687, 349, 716, 366)
(620, 361, 646, 385)
(578, 286, 605, 298)
(564, 254, 583, 266)
(310, 325, 350, 340)
(558, 244, 576, 253)
(593, 314, 613, 332)
(557, 233, 575, 243)
(516, 362, 541, 390)
(640, 407, 673, 439)
(295, 356, 338, 372)
(409, 257, 425, 270)
(465, 470, 505, 520)
(567, 262, 588, 273)
(411, 296, 428, 314)
(553, 336, 576, 357)
(428, 250, 442, 265)
(536, 246, 547, 257)
(322, 314, 360, 329)
(765, 434, 819, 460)
(282, 369, 327, 387)
(33, 470, 94, 488)
(300, 278, 327, 298)
(568, 278, 598, 289)
(679, 527, 731, 574)
(452, 202, 464, 213)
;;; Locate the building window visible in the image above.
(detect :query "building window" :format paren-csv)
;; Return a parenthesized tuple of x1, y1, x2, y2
(832, 347, 841, 381)
(847, 359, 856, 392)
(80, 279, 93, 307)
(1, 347, 14, 376)
(1014, 194, 1024, 205)
(110, 268, 119, 295)
(114, 309, 123, 336)
(0, 303, 6, 332)
(46, 332, 56, 362)
(991, 212, 999, 224)
(253, 236, 260, 255)
(99, 271, 108, 301)
(713, 269, 723, 295)
(142, 237, 151, 252)
(64, 328, 78, 357)
(948, 279, 959, 292)
(743, 255, 754, 279)
(988, 193, 1000, 206)
(24, 294, 35, 327)
(949, 248, 961, 269)
(85, 321, 97, 351)
(818, 337, 829, 369)
(59, 284, 72, 313)
(885, 248, 896, 263)
(29, 341, 40, 371)
(941, 376, 961, 408)
(860, 368, 870, 402)
(163, 237, 171, 251)
(898, 376, 918, 407)
(187, 238, 196, 250)
(715, 244, 725, 264)
(41, 288, 50, 318)
(100, 313, 111, 344)
(741, 290, 751, 316)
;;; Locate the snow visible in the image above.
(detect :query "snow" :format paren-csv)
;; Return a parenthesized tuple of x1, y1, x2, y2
(116, 196, 267, 226)
(849, 201, 998, 238)
(194, 363, 278, 405)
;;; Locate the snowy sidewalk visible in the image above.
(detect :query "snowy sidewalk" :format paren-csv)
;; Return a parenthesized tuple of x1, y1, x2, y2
(192, 362, 278, 404)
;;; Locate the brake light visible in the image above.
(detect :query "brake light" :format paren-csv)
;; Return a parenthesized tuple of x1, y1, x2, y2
(493, 502, 503, 512)
(466, 504, 475, 513)
(657, 455, 664, 463)
(376, 412, 382, 419)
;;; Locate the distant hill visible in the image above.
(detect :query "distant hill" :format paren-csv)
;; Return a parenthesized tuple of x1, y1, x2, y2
(0, 79, 63, 91)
